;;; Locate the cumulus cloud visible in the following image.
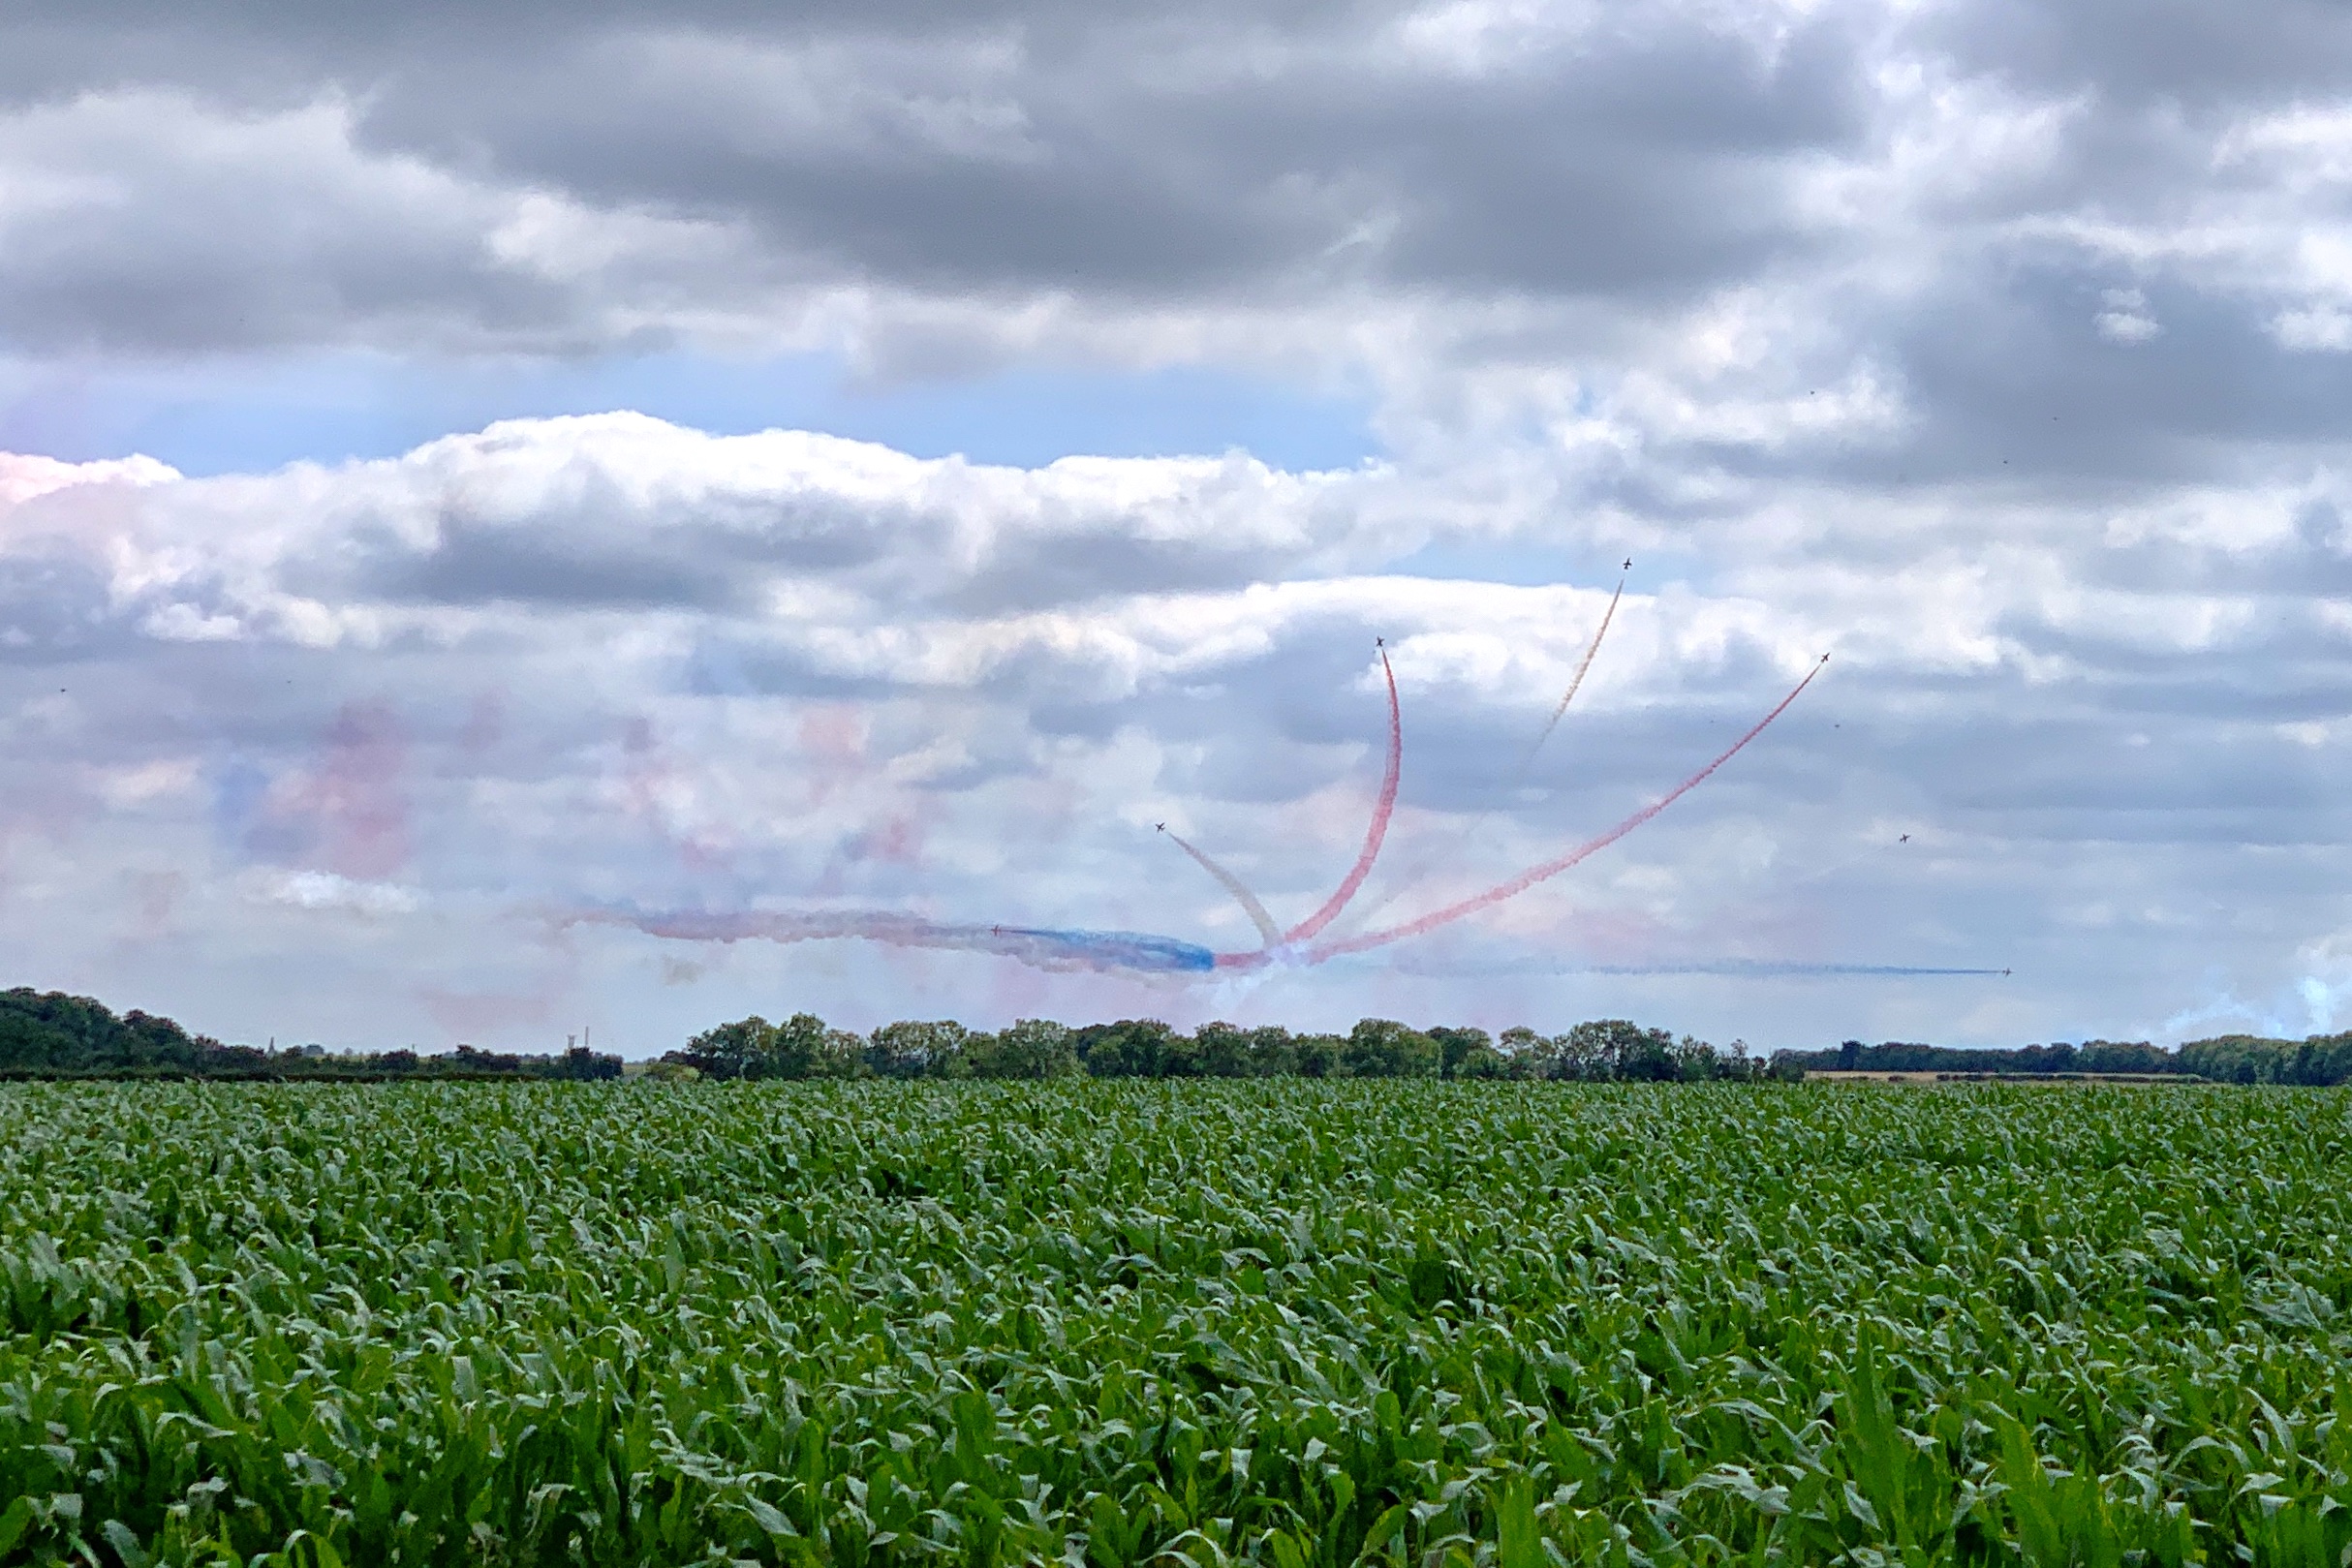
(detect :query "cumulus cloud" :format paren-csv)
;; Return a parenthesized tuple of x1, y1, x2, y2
(2, 405, 2349, 1053)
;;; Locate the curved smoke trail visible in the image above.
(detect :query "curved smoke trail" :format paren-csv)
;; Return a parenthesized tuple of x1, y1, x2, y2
(1262, 655, 1828, 967)
(577, 646, 1877, 981)
(1345, 569, 1627, 932)
(1162, 828, 1282, 945)
(1279, 647, 1402, 945)
(571, 906, 1216, 974)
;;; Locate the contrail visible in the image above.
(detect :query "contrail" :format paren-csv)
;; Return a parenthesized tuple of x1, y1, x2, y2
(1573, 960, 2004, 978)
(1346, 567, 1627, 931)
(1277, 645, 1402, 946)
(1161, 827, 1282, 945)
(1366, 955, 2008, 979)
(570, 906, 1216, 974)
(1270, 654, 1828, 967)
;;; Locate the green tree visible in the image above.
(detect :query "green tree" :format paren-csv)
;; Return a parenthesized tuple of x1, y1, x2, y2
(0, 989, 213, 1073)
(1345, 1018, 1441, 1078)
(674, 1016, 771, 1080)
(1293, 1032, 1347, 1078)
(759, 1013, 864, 1078)
(1247, 1025, 1296, 1076)
(1078, 1019, 1176, 1077)
(867, 1020, 969, 1079)
(1671, 1034, 1720, 1082)
(1429, 1026, 1501, 1079)
(1496, 1026, 1559, 1079)
(1558, 1019, 1681, 1081)
(1452, 1039, 1508, 1078)
(969, 1019, 1079, 1079)
(1191, 1021, 1256, 1078)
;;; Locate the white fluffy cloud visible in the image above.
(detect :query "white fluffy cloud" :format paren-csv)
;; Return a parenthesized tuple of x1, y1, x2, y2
(5, 409, 2350, 1052)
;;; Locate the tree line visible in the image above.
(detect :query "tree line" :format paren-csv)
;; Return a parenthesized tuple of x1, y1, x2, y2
(1779, 1033, 2352, 1085)
(665, 1015, 1769, 1081)
(15, 979, 2352, 1087)
(668, 1018, 2352, 1085)
(0, 988, 622, 1081)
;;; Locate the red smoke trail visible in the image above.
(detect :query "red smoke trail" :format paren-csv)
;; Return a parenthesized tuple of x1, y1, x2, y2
(1344, 568, 1628, 933)
(1279, 647, 1402, 946)
(1163, 828, 1282, 945)
(1292, 655, 1828, 965)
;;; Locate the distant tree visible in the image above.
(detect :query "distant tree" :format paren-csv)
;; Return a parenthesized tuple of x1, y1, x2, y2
(1617, 1027, 1679, 1082)
(867, 1020, 968, 1079)
(1079, 1019, 1177, 1078)
(1346, 1019, 1441, 1079)
(1451, 1039, 1508, 1079)
(1428, 1026, 1495, 1079)
(1190, 1021, 1256, 1078)
(2178, 1034, 2291, 1085)
(1550, 1026, 1606, 1081)
(1556, 1019, 1679, 1081)
(2015, 1042, 2082, 1074)
(2077, 1039, 2168, 1074)
(0, 990, 102, 1069)
(970, 1019, 1080, 1079)
(1292, 1032, 1347, 1078)
(1496, 1026, 1545, 1078)
(673, 1017, 771, 1080)
(758, 1013, 864, 1079)
(764, 1013, 826, 1078)
(553, 1045, 624, 1081)
(1670, 1034, 1720, 1082)
(119, 1010, 208, 1069)
(0, 989, 216, 1072)
(1246, 1026, 1297, 1077)
(2292, 1034, 2352, 1086)
(450, 1044, 533, 1077)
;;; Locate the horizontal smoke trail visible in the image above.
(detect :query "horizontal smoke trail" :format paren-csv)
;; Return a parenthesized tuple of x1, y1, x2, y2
(1366, 955, 2007, 979)
(1295, 656, 1829, 965)
(1164, 829, 1283, 945)
(1280, 647, 1403, 946)
(1571, 961, 2004, 978)
(572, 906, 1216, 974)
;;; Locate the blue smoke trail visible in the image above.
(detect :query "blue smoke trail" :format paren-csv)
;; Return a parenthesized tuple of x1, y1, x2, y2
(568, 903, 2000, 982)
(568, 905, 1218, 974)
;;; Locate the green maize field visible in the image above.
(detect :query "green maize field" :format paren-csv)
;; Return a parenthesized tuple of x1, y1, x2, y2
(3, 1081, 2349, 1567)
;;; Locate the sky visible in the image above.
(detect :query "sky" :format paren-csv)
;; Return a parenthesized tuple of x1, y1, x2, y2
(3, 0, 2350, 1057)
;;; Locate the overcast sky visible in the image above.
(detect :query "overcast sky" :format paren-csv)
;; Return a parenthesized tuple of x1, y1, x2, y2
(4, 0, 2350, 1055)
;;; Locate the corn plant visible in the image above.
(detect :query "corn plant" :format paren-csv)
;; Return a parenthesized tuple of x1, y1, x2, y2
(2, 1081, 2348, 1565)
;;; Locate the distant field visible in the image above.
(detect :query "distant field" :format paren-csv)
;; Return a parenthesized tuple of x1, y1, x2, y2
(4, 1082, 2348, 1566)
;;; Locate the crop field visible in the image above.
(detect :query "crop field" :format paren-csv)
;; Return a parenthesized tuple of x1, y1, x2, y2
(3, 1084, 2350, 1567)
